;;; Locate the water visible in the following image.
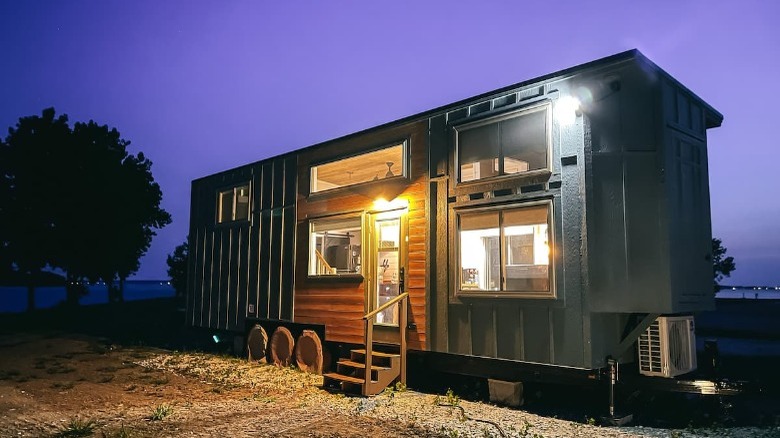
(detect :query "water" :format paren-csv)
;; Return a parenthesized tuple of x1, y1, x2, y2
(716, 289, 780, 299)
(0, 280, 175, 313)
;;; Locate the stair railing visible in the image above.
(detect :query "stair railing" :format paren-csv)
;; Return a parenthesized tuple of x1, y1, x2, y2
(361, 291, 409, 396)
(314, 249, 333, 275)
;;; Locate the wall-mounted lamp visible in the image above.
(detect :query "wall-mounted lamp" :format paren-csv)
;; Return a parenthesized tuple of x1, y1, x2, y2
(373, 197, 408, 212)
(555, 96, 581, 126)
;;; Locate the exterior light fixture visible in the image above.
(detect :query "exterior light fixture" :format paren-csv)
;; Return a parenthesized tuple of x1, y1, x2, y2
(555, 96, 581, 126)
(373, 197, 408, 212)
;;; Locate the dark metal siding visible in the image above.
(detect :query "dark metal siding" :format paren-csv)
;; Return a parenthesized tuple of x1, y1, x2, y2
(187, 157, 297, 332)
(433, 80, 591, 368)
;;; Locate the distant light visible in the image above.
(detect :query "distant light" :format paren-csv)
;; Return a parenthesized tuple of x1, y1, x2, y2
(555, 96, 581, 126)
(212, 335, 221, 343)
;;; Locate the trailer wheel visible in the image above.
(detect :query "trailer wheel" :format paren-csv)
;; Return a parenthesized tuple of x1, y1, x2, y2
(246, 324, 268, 362)
(269, 326, 295, 367)
(295, 330, 326, 374)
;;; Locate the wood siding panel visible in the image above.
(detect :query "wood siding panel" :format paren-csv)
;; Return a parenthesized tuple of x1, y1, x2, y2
(294, 119, 429, 348)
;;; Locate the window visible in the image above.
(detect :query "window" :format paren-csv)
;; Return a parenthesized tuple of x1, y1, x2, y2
(309, 216, 362, 276)
(457, 105, 549, 183)
(217, 184, 250, 223)
(310, 142, 405, 193)
(458, 202, 552, 297)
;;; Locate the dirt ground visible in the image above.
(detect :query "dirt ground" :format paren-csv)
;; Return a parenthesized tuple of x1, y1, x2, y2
(1, 300, 778, 437)
(0, 332, 430, 437)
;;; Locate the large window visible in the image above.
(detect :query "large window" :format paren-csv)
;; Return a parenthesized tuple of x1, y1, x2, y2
(458, 202, 552, 297)
(309, 216, 362, 276)
(217, 184, 250, 223)
(310, 142, 405, 193)
(457, 105, 550, 183)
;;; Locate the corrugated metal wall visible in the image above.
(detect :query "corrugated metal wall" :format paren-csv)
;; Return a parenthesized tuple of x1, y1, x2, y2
(187, 156, 297, 332)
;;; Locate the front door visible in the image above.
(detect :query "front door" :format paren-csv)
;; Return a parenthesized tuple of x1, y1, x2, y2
(367, 209, 407, 343)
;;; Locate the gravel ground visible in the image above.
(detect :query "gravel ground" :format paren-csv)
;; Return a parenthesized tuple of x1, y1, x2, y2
(139, 351, 780, 438)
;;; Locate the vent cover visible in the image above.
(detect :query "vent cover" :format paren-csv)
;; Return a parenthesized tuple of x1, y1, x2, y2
(638, 316, 697, 378)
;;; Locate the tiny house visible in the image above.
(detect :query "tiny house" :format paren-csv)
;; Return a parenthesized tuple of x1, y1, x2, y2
(187, 50, 722, 395)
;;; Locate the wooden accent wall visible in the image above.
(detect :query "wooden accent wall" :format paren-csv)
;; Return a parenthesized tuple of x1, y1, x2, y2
(294, 120, 429, 350)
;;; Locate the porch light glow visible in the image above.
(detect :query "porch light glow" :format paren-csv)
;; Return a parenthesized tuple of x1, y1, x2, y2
(555, 96, 581, 126)
(373, 197, 408, 211)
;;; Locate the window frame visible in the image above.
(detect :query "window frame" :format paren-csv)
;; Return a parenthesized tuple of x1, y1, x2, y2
(308, 140, 409, 196)
(216, 183, 251, 224)
(306, 212, 365, 280)
(454, 103, 552, 186)
(454, 199, 556, 299)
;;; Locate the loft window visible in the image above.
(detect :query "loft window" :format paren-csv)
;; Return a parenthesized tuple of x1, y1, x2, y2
(310, 142, 405, 193)
(458, 202, 553, 297)
(217, 184, 250, 223)
(457, 105, 550, 183)
(309, 216, 362, 276)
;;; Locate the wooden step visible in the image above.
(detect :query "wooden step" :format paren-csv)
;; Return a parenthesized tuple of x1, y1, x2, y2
(337, 359, 391, 371)
(350, 349, 399, 358)
(323, 372, 376, 385)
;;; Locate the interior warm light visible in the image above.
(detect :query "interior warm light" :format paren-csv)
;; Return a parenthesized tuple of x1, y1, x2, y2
(555, 96, 581, 126)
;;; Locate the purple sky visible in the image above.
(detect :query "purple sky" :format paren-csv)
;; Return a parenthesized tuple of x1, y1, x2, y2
(1, 1, 778, 285)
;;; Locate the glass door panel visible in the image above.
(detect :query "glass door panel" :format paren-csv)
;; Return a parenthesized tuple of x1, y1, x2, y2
(374, 217, 401, 326)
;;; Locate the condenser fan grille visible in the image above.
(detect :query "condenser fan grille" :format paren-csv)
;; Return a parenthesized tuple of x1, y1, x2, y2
(638, 316, 697, 378)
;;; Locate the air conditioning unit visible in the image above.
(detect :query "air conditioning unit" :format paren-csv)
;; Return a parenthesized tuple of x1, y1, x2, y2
(638, 315, 697, 378)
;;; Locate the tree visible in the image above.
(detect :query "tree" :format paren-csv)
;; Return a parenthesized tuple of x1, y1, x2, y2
(167, 239, 189, 299)
(0, 109, 73, 310)
(712, 237, 736, 291)
(65, 121, 171, 302)
(1, 108, 171, 308)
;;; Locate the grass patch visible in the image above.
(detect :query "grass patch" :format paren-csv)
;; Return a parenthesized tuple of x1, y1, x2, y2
(103, 424, 131, 438)
(433, 388, 460, 407)
(53, 418, 95, 437)
(149, 403, 173, 421)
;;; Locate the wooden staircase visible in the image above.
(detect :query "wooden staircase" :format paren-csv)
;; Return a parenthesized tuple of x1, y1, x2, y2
(323, 348, 401, 396)
(322, 292, 409, 396)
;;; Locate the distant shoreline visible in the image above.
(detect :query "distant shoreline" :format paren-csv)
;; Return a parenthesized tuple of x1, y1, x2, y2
(0, 281, 175, 314)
